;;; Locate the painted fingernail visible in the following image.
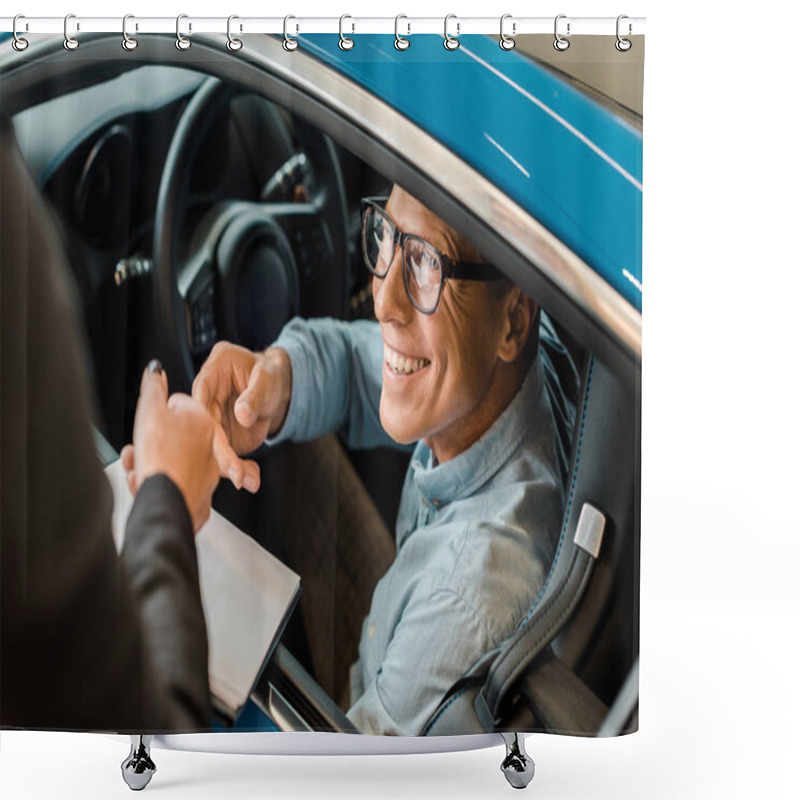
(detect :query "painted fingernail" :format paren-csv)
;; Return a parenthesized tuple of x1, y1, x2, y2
(147, 359, 163, 375)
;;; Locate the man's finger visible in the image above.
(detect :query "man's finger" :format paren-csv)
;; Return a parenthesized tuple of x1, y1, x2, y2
(193, 346, 236, 411)
(235, 362, 270, 428)
(211, 421, 246, 490)
(210, 397, 223, 425)
(240, 459, 261, 494)
(192, 366, 213, 409)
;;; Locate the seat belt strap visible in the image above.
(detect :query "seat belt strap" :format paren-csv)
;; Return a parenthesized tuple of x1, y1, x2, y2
(477, 503, 605, 722)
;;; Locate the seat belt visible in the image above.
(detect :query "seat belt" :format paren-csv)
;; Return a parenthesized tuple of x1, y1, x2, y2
(423, 355, 638, 736)
(474, 501, 606, 729)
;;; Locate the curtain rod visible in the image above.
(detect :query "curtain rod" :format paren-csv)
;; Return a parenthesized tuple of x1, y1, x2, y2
(1, 15, 646, 38)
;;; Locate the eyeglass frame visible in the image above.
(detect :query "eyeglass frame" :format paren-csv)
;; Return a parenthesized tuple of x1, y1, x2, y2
(360, 197, 505, 315)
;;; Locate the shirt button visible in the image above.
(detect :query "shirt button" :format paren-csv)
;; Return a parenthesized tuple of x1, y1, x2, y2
(421, 497, 429, 507)
(368, 623, 376, 640)
(431, 498, 441, 509)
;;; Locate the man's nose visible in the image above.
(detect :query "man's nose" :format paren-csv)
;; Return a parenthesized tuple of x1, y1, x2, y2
(373, 247, 411, 323)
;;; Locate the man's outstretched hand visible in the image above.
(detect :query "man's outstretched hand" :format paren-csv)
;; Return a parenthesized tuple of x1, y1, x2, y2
(191, 342, 292, 493)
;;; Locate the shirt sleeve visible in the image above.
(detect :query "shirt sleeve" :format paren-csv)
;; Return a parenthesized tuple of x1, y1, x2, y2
(347, 589, 497, 735)
(266, 316, 402, 450)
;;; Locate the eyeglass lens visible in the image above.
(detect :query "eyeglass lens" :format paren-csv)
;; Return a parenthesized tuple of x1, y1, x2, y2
(363, 205, 443, 313)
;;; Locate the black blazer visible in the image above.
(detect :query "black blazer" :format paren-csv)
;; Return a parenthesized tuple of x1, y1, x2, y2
(0, 115, 211, 732)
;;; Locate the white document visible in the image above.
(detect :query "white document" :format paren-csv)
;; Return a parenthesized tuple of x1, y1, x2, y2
(105, 460, 300, 721)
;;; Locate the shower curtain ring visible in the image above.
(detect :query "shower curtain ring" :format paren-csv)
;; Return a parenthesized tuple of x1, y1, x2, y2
(499, 14, 515, 50)
(554, 14, 570, 51)
(283, 15, 299, 51)
(443, 14, 460, 51)
(176, 14, 191, 50)
(615, 14, 632, 51)
(63, 13, 79, 50)
(122, 14, 138, 51)
(339, 14, 355, 50)
(227, 15, 243, 51)
(12, 15, 29, 51)
(394, 15, 410, 50)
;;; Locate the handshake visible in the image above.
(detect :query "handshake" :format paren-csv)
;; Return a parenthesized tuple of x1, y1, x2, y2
(123, 343, 292, 532)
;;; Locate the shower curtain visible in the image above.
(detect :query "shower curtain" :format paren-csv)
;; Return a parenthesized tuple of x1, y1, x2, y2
(1, 19, 643, 750)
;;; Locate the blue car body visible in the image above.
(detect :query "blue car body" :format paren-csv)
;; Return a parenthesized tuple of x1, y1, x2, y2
(0, 30, 642, 312)
(299, 34, 643, 312)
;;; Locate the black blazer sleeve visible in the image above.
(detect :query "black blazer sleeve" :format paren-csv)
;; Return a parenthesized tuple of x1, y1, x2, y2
(0, 115, 211, 732)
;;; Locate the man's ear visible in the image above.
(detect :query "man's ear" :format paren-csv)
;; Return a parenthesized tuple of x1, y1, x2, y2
(498, 289, 537, 363)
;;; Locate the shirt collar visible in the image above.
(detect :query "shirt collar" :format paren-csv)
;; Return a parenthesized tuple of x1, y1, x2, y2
(409, 356, 544, 507)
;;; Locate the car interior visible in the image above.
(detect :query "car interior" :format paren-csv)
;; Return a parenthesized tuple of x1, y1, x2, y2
(2, 38, 640, 736)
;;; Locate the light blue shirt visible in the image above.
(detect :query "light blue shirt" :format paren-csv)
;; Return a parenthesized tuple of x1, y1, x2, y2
(270, 315, 577, 734)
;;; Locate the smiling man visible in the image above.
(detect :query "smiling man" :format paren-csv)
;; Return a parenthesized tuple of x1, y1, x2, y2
(364, 190, 536, 464)
(193, 184, 578, 734)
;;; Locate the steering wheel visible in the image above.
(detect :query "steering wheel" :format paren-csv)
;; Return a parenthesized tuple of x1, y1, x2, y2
(153, 77, 349, 392)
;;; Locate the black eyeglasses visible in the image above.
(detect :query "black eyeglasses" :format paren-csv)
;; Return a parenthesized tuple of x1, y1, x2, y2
(360, 197, 504, 314)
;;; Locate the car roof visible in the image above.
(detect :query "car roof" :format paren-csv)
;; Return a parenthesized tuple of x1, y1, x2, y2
(299, 34, 643, 313)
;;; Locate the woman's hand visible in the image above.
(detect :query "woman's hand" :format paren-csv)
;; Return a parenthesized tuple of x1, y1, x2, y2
(121, 360, 219, 532)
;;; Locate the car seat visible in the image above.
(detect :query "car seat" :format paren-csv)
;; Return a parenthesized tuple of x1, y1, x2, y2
(422, 351, 641, 736)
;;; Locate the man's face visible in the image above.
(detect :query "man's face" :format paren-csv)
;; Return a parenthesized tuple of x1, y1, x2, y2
(373, 187, 508, 463)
